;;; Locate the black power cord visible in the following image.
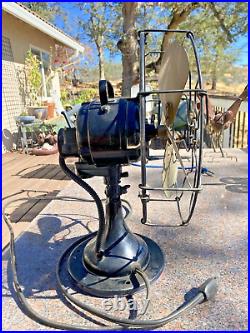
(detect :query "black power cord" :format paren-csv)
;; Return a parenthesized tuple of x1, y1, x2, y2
(3, 181, 218, 330)
(59, 156, 105, 256)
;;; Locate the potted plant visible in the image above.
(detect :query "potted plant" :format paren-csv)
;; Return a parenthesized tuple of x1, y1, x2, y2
(26, 50, 49, 120)
(17, 50, 48, 121)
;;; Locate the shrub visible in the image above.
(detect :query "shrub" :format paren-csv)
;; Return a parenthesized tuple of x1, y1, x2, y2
(24, 50, 42, 105)
(61, 88, 98, 107)
(74, 89, 97, 104)
(61, 89, 69, 105)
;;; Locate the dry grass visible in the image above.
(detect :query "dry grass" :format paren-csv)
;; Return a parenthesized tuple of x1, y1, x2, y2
(205, 82, 247, 96)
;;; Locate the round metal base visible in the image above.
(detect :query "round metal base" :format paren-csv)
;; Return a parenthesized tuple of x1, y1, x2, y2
(63, 233, 165, 298)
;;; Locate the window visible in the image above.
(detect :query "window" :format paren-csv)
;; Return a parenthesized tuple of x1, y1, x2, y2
(30, 46, 51, 99)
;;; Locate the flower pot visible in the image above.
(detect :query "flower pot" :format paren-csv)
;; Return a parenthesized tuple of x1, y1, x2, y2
(46, 102, 56, 119)
(27, 106, 48, 120)
(33, 108, 48, 120)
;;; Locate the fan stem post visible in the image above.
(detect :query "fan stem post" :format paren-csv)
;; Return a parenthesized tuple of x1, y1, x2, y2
(139, 31, 148, 224)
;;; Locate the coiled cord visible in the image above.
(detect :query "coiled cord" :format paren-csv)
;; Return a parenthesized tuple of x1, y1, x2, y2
(3, 194, 208, 330)
(3, 165, 215, 332)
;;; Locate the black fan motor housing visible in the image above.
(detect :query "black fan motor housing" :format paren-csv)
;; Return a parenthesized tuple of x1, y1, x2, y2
(58, 96, 156, 166)
(77, 98, 141, 166)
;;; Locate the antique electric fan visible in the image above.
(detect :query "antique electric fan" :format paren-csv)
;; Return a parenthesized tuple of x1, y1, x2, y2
(6, 30, 217, 330)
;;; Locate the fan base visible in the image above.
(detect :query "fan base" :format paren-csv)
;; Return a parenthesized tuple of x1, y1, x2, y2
(62, 232, 165, 298)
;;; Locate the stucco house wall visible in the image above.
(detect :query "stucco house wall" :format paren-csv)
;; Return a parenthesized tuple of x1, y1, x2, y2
(2, 11, 64, 64)
(2, 11, 69, 151)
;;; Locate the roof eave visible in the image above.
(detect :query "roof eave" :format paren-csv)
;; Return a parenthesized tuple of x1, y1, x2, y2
(2, 2, 85, 53)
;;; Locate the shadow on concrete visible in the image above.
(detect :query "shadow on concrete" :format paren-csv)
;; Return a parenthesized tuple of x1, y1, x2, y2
(220, 177, 248, 194)
(3, 215, 108, 326)
(3, 213, 141, 326)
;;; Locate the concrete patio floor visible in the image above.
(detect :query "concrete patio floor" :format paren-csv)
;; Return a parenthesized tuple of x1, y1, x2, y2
(2, 148, 248, 330)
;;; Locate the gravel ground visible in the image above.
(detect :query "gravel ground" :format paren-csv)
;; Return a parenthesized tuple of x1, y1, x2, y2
(2, 148, 248, 331)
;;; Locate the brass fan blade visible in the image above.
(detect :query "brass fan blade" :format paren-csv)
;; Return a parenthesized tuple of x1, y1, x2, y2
(158, 42, 189, 126)
(162, 142, 178, 198)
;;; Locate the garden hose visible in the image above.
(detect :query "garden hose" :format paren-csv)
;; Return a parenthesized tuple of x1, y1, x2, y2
(131, 162, 214, 175)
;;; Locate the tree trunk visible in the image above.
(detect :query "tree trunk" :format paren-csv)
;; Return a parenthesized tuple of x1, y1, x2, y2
(117, 3, 139, 97)
(97, 44, 105, 80)
(211, 54, 218, 90)
(211, 76, 217, 90)
(120, 44, 138, 97)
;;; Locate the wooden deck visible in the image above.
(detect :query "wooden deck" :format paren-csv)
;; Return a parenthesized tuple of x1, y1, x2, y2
(2, 152, 76, 249)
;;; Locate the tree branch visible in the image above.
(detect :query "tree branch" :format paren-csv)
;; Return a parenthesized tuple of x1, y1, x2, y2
(146, 2, 200, 73)
(209, 3, 233, 43)
(210, 85, 248, 132)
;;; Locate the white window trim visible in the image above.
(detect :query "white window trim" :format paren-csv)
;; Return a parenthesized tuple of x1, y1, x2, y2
(30, 44, 52, 56)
